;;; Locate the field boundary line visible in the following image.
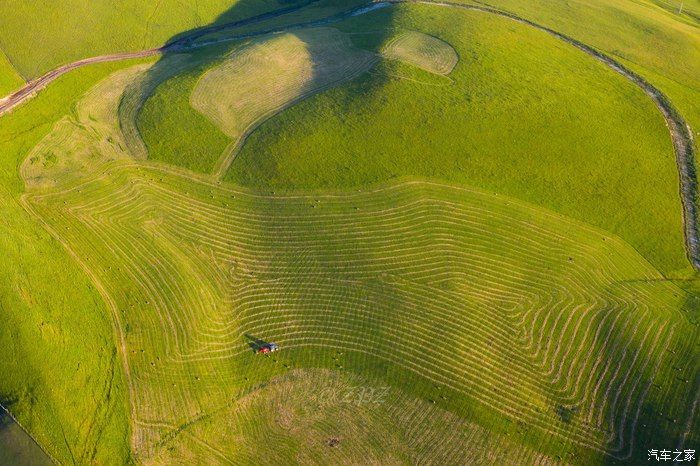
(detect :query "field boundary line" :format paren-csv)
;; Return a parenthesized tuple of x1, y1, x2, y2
(0, 402, 59, 465)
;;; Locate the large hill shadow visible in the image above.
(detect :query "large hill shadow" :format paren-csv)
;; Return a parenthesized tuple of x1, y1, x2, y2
(118, 0, 395, 166)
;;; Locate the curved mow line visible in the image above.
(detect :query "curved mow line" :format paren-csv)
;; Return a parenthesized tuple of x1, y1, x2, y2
(386, 0, 699, 270)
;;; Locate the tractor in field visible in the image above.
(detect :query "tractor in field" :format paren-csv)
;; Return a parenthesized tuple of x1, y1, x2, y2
(257, 342, 279, 354)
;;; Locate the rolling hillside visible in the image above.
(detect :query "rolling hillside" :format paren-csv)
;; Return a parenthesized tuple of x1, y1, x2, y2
(0, 0, 698, 464)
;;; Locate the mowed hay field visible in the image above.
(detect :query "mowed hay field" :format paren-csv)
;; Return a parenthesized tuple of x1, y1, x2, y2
(24, 154, 700, 463)
(0, 0, 699, 464)
(17, 61, 699, 462)
(0, 60, 153, 464)
(381, 30, 458, 75)
(230, 4, 688, 275)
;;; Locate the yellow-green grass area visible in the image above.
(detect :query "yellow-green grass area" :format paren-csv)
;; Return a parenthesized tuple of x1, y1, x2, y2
(3, 2, 698, 463)
(20, 69, 699, 461)
(448, 0, 700, 139)
(381, 30, 458, 75)
(134, 46, 236, 174)
(0, 48, 23, 96)
(0, 59, 156, 463)
(230, 3, 689, 276)
(135, 4, 382, 177)
(24, 153, 699, 463)
(151, 368, 556, 464)
(189, 27, 378, 177)
(0, 0, 325, 80)
(20, 64, 154, 190)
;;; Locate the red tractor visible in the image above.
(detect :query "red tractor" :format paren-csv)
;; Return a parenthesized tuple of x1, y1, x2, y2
(257, 342, 279, 354)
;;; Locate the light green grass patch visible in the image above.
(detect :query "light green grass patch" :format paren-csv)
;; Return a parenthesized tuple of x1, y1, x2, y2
(382, 30, 458, 75)
(191, 27, 378, 177)
(451, 0, 700, 135)
(21, 64, 148, 189)
(0, 48, 23, 96)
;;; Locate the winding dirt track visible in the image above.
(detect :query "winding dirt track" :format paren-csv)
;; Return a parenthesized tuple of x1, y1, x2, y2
(2, 0, 697, 270)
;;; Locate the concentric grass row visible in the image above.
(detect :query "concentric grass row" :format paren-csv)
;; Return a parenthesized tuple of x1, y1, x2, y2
(25, 161, 695, 461)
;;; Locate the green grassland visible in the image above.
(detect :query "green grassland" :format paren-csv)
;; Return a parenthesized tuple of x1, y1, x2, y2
(227, 4, 688, 276)
(0, 0, 301, 80)
(0, 0, 699, 464)
(138, 60, 231, 174)
(22, 96, 699, 461)
(452, 0, 700, 138)
(0, 48, 23, 96)
(12, 59, 698, 462)
(0, 59, 158, 463)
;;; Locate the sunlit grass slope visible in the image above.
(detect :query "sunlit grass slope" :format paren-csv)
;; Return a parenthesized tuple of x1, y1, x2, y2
(381, 30, 458, 75)
(18, 64, 699, 461)
(229, 4, 688, 275)
(0, 49, 23, 95)
(25, 156, 699, 463)
(1, 1, 698, 463)
(0, 60, 152, 464)
(451, 0, 700, 135)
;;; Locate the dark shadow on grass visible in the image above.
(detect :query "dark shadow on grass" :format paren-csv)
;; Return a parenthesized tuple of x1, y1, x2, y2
(117, 0, 396, 173)
(244, 333, 271, 352)
(593, 282, 700, 465)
